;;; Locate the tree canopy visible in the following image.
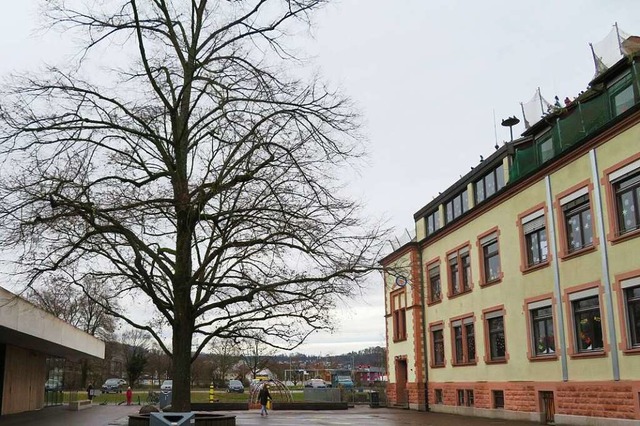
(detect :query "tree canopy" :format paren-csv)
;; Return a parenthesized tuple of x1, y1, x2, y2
(0, 0, 386, 411)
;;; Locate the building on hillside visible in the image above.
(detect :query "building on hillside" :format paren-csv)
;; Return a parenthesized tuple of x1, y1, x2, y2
(381, 34, 640, 425)
(0, 286, 104, 416)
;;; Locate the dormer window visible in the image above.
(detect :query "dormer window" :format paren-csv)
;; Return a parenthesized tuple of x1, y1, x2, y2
(474, 164, 505, 204)
(445, 189, 469, 224)
(426, 210, 440, 236)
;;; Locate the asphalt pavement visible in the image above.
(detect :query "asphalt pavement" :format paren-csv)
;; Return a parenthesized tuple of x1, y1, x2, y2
(0, 404, 540, 426)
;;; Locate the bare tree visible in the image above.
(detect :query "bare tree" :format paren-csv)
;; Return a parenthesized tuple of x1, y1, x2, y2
(210, 338, 240, 386)
(0, 0, 387, 411)
(240, 338, 275, 380)
(121, 329, 149, 387)
(26, 276, 118, 387)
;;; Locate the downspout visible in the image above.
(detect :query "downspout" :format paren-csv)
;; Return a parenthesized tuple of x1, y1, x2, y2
(589, 149, 620, 380)
(545, 176, 569, 381)
(417, 247, 429, 412)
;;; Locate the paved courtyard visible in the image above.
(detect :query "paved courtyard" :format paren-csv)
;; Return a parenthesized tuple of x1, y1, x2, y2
(0, 405, 540, 426)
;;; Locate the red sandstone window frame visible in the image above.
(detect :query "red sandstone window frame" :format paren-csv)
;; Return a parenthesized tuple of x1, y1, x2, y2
(553, 180, 599, 260)
(446, 242, 473, 298)
(516, 203, 552, 274)
(613, 270, 640, 355)
(429, 321, 446, 368)
(563, 281, 609, 359)
(476, 226, 503, 287)
(482, 305, 509, 364)
(523, 293, 559, 362)
(601, 152, 640, 244)
(449, 312, 476, 366)
(390, 288, 407, 343)
(425, 257, 442, 305)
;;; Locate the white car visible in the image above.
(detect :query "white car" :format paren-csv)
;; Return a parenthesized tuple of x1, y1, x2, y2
(305, 378, 327, 388)
(161, 380, 173, 391)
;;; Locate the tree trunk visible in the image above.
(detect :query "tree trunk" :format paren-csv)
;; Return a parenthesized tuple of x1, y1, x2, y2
(80, 359, 89, 389)
(171, 307, 193, 412)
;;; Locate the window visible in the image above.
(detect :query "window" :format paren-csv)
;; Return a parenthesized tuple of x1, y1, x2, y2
(448, 247, 471, 296)
(457, 389, 465, 406)
(522, 211, 548, 267)
(622, 277, 640, 349)
(562, 193, 593, 253)
(609, 72, 636, 116)
(487, 313, 506, 361)
(435, 389, 443, 404)
(465, 390, 474, 407)
(428, 264, 441, 303)
(445, 190, 469, 224)
(531, 305, 555, 356)
(614, 171, 640, 235)
(391, 291, 407, 342)
(479, 231, 501, 284)
(451, 317, 475, 365)
(572, 295, 603, 352)
(475, 164, 505, 204)
(432, 327, 445, 367)
(538, 134, 554, 163)
(493, 390, 505, 409)
(426, 210, 440, 236)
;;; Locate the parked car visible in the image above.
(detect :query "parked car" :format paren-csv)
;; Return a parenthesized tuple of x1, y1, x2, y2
(102, 378, 124, 393)
(304, 378, 327, 388)
(161, 379, 173, 391)
(227, 379, 244, 393)
(45, 378, 63, 391)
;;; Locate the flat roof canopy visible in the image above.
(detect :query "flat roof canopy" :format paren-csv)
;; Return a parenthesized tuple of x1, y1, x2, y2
(0, 286, 104, 361)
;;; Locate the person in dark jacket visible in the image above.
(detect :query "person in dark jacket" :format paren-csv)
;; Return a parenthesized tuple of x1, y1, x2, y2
(258, 383, 271, 416)
(87, 383, 94, 400)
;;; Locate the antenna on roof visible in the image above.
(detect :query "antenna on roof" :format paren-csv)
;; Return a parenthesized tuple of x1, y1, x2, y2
(493, 109, 499, 150)
(501, 116, 520, 142)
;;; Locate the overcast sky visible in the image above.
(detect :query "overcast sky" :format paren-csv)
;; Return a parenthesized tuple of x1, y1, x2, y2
(2, 1, 640, 356)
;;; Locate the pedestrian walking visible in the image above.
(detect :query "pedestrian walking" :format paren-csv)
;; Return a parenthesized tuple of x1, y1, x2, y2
(86, 383, 94, 401)
(258, 383, 272, 417)
(126, 386, 133, 405)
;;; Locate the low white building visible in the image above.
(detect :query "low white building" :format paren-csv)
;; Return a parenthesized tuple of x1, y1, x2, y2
(0, 286, 104, 415)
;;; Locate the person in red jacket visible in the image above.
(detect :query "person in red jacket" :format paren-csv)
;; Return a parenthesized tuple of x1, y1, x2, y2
(126, 387, 133, 405)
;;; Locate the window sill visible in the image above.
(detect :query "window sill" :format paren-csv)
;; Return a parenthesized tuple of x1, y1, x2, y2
(521, 260, 550, 274)
(485, 358, 507, 365)
(427, 298, 442, 307)
(528, 354, 559, 362)
(560, 245, 596, 261)
(569, 350, 607, 359)
(430, 363, 446, 368)
(448, 289, 473, 300)
(479, 276, 503, 288)
(622, 347, 640, 355)
(392, 337, 408, 343)
(451, 361, 477, 367)
(609, 228, 640, 245)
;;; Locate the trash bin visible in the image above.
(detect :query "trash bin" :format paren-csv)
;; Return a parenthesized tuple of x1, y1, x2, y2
(149, 412, 195, 426)
(369, 391, 380, 408)
(158, 391, 172, 409)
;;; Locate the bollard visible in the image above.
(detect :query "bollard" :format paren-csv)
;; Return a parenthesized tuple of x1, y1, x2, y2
(209, 384, 214, 403)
